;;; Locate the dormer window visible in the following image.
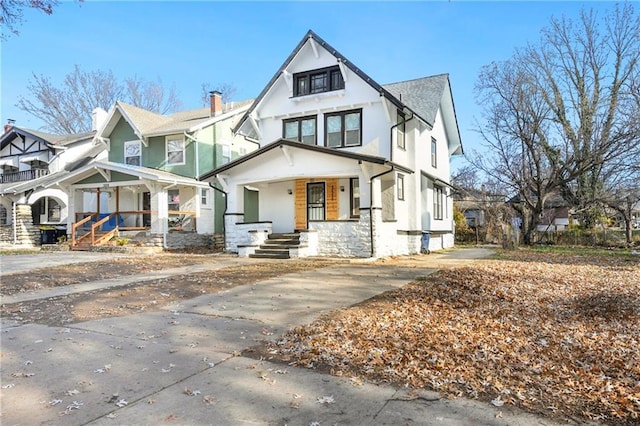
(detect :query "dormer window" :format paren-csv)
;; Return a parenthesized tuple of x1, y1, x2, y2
(294, 66, 344, 97)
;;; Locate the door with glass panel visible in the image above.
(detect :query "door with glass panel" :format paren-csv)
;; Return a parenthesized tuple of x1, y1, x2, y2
(306, 182, 325, 227)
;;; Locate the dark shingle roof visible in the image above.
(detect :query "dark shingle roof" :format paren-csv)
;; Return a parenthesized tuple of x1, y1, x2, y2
(382, 74, 449, 127)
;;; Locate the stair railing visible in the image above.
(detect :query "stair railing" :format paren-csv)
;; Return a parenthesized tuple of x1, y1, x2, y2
(71, 213, 97, 247)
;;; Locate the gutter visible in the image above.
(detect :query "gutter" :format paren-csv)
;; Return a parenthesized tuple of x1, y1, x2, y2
(368, 164, 395, 257)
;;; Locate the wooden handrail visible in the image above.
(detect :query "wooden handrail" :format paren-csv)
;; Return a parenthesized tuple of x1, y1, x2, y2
(71, 213, 97, 246)
(91, 212, 117, 245)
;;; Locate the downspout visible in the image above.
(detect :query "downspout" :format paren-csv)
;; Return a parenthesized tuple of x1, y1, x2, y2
(369, 165, 395, 258)
(209, 182, 227, 251)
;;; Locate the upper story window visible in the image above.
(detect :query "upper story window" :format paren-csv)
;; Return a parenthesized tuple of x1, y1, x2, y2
(222, 144, 231, 164)
(294, 66, 344, 97)
(325, 109, 362, 148)
(124, 140, 141, 166)
(397, 110, 406, 150)
(283, 116, 317, 145)
(166, 136, 185, 165)
(431, 137, 438, 168)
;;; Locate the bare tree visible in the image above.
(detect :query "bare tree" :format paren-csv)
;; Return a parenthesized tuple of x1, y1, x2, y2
(1, 0, 59, 39)
(473, 3, 640, 243)
(17, 65, 182, 134)
(200, 82, 237, 106)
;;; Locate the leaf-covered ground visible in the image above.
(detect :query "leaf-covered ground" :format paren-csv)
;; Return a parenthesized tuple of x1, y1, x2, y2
(270, 249, 640, 424)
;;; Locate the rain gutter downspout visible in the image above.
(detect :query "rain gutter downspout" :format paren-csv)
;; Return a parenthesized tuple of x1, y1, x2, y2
(369, 164, 395, 258)
(209, 181, 227, 251)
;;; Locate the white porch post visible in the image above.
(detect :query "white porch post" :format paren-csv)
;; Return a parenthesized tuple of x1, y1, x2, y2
(150, 184, 168, 235)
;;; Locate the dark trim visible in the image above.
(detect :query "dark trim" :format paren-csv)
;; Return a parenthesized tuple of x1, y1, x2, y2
(420, 170, 455, 189)
(293, 65, 344, 97)
(308, 219, 360, 223)
(224, 212, 245, 216)
(238, 221, 272, 224)
(396, 230, 423, 236)
(396, 110, 406, 150)
(324, 109, 362, 148)
(199, 139, 413, 180)
(382, 220, 398, 223)
(282, 115, 317, 145)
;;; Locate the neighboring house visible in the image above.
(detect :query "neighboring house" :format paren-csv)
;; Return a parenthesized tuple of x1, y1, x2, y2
(0, 119, 103, 246)
(507, 192, 572, 232)
(201, 30, 463, 258)
(453, 187, 505, 228)
(46, 93, 254, 250)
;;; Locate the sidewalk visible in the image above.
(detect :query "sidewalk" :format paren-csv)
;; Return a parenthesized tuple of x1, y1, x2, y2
(0, 248, 580, 425)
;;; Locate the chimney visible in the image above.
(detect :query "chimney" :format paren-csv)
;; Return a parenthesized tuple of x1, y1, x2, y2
(4, 119, 15, 134)
(209, 91, 222, 117)
(92, 107, 108, 131)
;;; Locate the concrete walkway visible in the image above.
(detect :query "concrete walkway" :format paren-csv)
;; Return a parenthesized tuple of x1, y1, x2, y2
(0, 248, 580, 425)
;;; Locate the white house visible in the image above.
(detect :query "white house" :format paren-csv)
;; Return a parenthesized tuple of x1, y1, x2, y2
(201, 30, 463, 258)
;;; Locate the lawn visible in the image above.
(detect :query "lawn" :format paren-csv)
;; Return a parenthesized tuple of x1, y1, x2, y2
(270, 248, 640, 424)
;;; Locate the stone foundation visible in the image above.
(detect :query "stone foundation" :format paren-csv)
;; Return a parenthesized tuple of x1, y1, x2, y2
(14, 204, 39, 246)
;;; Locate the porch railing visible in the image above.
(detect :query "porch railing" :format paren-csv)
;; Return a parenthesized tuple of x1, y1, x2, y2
(0, 168, 49, 183)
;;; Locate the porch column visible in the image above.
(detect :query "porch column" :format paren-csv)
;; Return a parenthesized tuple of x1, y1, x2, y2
(149, 184, 168, 235)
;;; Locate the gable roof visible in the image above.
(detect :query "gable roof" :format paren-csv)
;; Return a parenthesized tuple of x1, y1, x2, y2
(199, 138, 413, 181)
(233, 30, 463, 151)
(98, 100, 253, 142)
(0, 126, 94, 150)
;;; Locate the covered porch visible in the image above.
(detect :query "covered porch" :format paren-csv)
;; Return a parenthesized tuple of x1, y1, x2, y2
(48, 161, 212, 250)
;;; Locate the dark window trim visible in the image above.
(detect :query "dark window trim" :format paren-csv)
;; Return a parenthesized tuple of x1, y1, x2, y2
(397, 173, 405, 200)
(282, 115, 317, 145)
(293, 65, 345, 97)
(350, 177, 360, 218)
(324, 108, 363, 148)
(397, 110, 406, 150)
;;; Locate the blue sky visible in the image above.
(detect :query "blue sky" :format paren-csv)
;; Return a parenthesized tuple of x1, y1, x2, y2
(0, 1, 615, 166)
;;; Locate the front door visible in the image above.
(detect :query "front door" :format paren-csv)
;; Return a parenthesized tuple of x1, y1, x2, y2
(307, 182, 325, 227)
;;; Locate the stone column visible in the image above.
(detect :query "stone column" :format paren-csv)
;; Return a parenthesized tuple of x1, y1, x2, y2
(14, 204, 40, 246)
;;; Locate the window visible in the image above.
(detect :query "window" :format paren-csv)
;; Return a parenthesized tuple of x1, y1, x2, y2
(222, 145, 231, 163)
(397, 110, 406, 150)
(431, 137, 437, 168)
(350, 178, 360, 218)
(294, 66, 344, 97)
(166, 137, 185, 165)
(434, 185, 443, 220)
(397, 174, 405, 200)
(325, 109, 362, 147)
(124, 140, 141, 166)
(168, 189, 180, 212)
(283, 116, 317, 144)
(201, 188, 209, 206)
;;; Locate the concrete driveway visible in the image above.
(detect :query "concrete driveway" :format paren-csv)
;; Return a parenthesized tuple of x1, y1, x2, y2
(0, 251, 139, 276)
(0, 248, 577, 425)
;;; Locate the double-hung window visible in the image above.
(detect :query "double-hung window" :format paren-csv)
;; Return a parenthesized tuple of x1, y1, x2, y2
(397, 174, 405, 200)
(434, 185, 443, 220)
(201, 188, 209, 206)
(325, 109, 362, 148)
(431, 137, 438, 168)
(124, 140, 141, 166)
(397, 110, 406, 150)
(350, 178, 360, 218)
(166, 136, 185, 165)
(294, 66, 344, 97)
(283, 116, 317, 145)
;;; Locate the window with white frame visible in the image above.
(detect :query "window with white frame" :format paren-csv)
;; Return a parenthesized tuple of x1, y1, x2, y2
(201, 188, 209, 206)
(397, 174, 405, 200)
(222, 145, 231, 164)
(431, 137, 438, 168)
(124, 140, 141, 166)
(397, 110, 406, 150)
(434, 185, 443, 220)
(166, 136, 185, 165)
(350, 178, 360, 218)
(168, 189, 180, 212)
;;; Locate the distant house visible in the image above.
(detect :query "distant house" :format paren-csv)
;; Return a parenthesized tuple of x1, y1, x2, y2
(453, 187, 505, 228)
(507, 192, 572, 232)
(44, 94, 254, 250)
(201, 30, 463, 258)
(0, 120, 102, 246)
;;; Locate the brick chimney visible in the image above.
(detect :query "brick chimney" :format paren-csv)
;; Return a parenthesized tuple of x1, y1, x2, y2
(4, 119, 15, 134)
(209, 91, 222, 117)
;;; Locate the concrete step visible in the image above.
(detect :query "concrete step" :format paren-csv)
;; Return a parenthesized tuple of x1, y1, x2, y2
(249, 252, 290, 259)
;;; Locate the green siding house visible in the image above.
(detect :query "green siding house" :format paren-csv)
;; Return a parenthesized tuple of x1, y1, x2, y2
(49, 93, 254, 249)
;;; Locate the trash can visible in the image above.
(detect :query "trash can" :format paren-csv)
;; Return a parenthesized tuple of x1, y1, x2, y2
(39, 226, 57, 245)
(421, 231, 431, 254)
